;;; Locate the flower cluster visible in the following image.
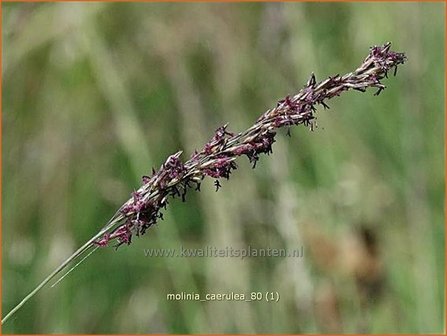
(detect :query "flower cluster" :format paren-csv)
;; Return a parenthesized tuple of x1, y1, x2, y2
(95, 42, 406, 248)
(95, 152, 191, 247)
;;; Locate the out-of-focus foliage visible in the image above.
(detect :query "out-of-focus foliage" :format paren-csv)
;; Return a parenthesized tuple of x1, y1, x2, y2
(2, 2, 444, 334)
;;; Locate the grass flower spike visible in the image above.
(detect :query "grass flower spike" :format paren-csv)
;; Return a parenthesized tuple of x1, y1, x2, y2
(95, 42, 406, 248)
(2, 42, 406, 324)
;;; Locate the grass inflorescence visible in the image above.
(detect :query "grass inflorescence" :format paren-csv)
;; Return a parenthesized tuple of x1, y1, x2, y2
(2, 42, 406, 325)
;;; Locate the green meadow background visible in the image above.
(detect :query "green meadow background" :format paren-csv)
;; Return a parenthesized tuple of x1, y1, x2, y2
(2, 2, 444, 334)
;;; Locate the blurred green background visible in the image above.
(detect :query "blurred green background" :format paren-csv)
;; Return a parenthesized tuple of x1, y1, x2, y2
(2, 2, 445, 334)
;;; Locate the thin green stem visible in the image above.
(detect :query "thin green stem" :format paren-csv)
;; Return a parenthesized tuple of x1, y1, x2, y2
(1, 213, 122, 324)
